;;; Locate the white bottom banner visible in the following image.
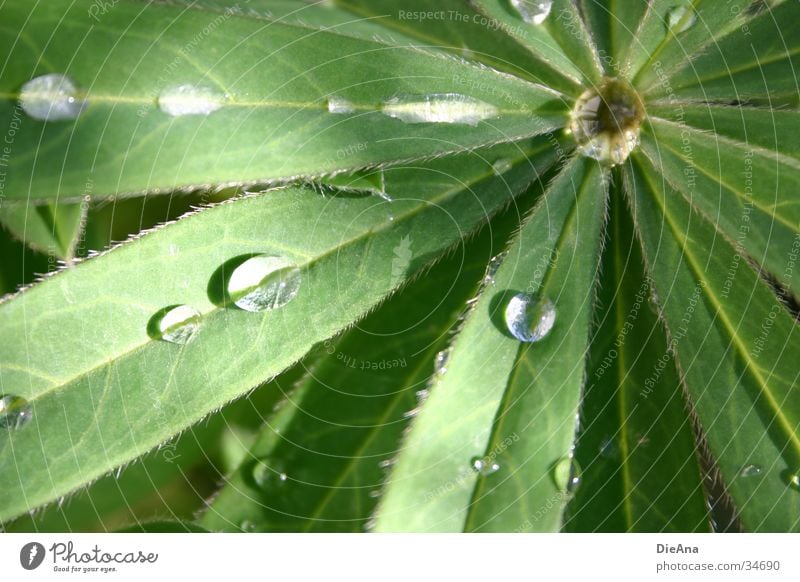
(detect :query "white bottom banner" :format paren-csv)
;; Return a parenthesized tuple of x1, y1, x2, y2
(1, 533, 797, 581)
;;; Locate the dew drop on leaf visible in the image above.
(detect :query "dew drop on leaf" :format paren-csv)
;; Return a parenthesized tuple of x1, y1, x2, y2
(151, 305, 202, 345)
(569, 78, 644, 166)
(552, 456, 582, 494)
(510, 0, 553, 25)
(227, 255, 301, 312)
(785, 472, 800, 491)
(492, 158, 513, 175)
(666, 5, 697, 33)
(0, 394, 32, 430)
(239, 520, 258, 532)
(19, 74, 86, 121)
(504, 293, 556, 343)
(327, 95, 355, 114)
(381, 94, 498, 126)
(739, 464, 763, 478)
(158, 84, 225, 117)
(471, 456, 500, 476)
(252, 458, 288, 488)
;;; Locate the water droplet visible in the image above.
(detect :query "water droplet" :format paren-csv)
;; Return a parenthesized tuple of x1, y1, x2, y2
(504, 293, 556, 343)
(240, 520, 258, 532)
(739, 464, 763, 478)
(0, 394, 32, 429)
(471, 456, 500, 476)
(150, 305, 201, 344)
(434, 348, 451, 376)
(666, 5, 697, 33)
(784, 471, 800, 491)
(158, 84, 225, 117)
(382, 93, 498, 126)
(492, 158, 513, 175)
(552, 457, 581, 494)
(569, 78, 644, 166)
(327, 95, 355, 114)
(227, 255, 301, 312)
(252, 458, 288, 489)
(510, 0, 552, 24)
(484, 252, 507, 286)
(19, 74, 86, 121)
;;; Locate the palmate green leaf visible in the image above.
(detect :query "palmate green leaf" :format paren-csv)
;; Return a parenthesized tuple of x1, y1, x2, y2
(642, 0, 800, 103)
(0, 0, 566, 202)
(627, 154, 800, 532)
(638, 111, 800, 297)
(335, 0, 581, 94)
(0, 201, 85, 259)
(200, 199, 526, 533)
(373, 156, 607, 532)
(0, 139, 559, 523)
(564, 186, 709, 532)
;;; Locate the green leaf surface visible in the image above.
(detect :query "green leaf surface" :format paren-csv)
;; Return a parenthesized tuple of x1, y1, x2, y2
(642, 0, 800, 103)
(335, 0, 581, 94)
(373, 156, 607, 532)
(200, 199, 525, 532)
(564, 183, 709, 532)
(0, 201, 85, 259)
(627, 153, 800, 532)
(639, 112, 800, 297)
(0, 139, 557, 523)
(0, 0, 565, 202)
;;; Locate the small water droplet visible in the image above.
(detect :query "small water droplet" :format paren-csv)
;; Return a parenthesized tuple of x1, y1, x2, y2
(240, 520, 258, 532)
(227, 255, 301, 312)
(0, 394, 32, 429)
(666, 5, 697, 33)
(471, 456, 500, 476)
(150, 305, 201, 344)
(552, 457, 581, 494)
(252, 458, 288, 489)
(158, 84, 225, 117)
(492, 158, 514, 175)
(510, 0, 553, 25)
(739, 464, 763, 478)
(785, 471, 800, 491)
(382, 93, 498, 126)
(19, 74, 86, 121)
(484, 252, 508, 286)
(434, 348, 451, 376)
(327, 95, 355, 114)
(504, 293, 556, 343)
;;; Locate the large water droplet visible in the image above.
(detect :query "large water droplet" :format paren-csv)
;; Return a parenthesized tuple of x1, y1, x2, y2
(19, 74, 86, 121)
(552, 457, 582, 494)
(0, 394, 32, 429)
(666, 5, 697, 33)
(252, 458, 288, 488)
(504, 293, 556, 343)
(510, 0, 553, 25)
(739, 464, 763, 478)
(150, 305, 201, 344)
(327, 95, 355, 114)
(382, 94, 498, 126)
(227, 255, 301, 312)
(568, 78, 644, 166)
(158, 84, 225, 117)
(471, 456, 500, 476)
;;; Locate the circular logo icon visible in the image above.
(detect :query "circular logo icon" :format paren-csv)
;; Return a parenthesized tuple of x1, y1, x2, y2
(20, 542, 46, 570)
